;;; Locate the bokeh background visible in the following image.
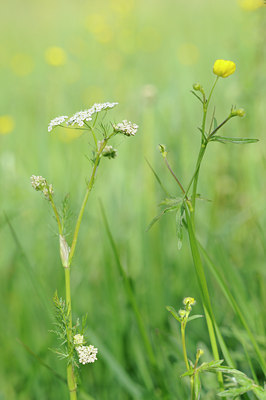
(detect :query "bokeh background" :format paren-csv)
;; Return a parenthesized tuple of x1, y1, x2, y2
(0, 0, 265, 399)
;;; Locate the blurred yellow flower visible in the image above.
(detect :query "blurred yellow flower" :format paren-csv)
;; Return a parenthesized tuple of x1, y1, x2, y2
(10, 53, 34, 76)
(110, 0, 135, 15)
(45, 46, 67, 66)
(213, 59, 236, 78)
(177, 43, 199, 66)
(237, 0, 264, 10)
(85, 14, 113, 43)
(0, 115, 15, 135)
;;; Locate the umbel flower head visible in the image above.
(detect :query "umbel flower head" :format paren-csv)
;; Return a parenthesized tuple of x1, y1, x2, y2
(76, 345, 98, 365)
(113, 120, 138, 136)
(213, 59, 236, 78)
(31, 175, 54, 200)
(48, 102, 118, 132)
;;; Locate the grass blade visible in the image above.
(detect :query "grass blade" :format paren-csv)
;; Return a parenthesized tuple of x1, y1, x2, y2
(198, 242, 266, 376)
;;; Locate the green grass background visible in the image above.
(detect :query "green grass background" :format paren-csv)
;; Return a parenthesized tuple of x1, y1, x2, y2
(0, 0, 265, 398)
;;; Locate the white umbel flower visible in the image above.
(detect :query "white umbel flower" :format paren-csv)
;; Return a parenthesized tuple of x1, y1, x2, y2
(48, 102, 118, 130)
(113, 120, 138, 136)
(73, 334, 84, 346)
(76, 345, 98, 364)
(48, 116, 68, 132)
(66, 102, 118, 128)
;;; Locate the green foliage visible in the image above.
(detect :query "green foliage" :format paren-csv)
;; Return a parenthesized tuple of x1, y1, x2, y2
(0, 0, 265, 398)
(210, 136, 259, 144)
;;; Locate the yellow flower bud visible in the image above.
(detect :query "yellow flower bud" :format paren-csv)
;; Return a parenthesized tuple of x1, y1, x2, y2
(231, 108, 246, 117)
(213, 59, 236, 78)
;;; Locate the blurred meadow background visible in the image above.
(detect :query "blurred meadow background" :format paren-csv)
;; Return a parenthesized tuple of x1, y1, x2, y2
(0, 0, 265, 398)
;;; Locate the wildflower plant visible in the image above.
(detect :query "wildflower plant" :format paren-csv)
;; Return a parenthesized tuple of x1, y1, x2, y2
(31, 102, 138, 399)
(150, 60, 266, 397)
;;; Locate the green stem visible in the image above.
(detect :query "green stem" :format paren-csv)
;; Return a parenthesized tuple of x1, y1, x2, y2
(181, 322, 189, 371)
(50, 133, 114, 399)
(69, 135, 114, 266)
(185, 206, 224, 390)
(65, 267, 77, 399)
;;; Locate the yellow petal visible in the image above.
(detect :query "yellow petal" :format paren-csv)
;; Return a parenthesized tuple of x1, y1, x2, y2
(213, 59, 236, 78)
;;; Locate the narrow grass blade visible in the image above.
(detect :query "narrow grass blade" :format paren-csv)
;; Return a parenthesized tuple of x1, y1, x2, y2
(198, 242, 266, 376)
(17, 338, 67, 384)
(145, 157, 170, 197)
(4, 212, 50, 314)
(86, 328, 144, 399)
(99, 202, 157, 370)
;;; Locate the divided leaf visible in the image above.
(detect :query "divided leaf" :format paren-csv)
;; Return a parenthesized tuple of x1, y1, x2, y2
(210, 136, 259, 145)
(147, 198, 182, 231)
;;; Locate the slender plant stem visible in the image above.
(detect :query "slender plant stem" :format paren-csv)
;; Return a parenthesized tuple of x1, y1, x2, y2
(181, 322, 189, 371)
(185, 206, 224, 390)
(49, 133, 115, 399)
(69, 135, 114, 266)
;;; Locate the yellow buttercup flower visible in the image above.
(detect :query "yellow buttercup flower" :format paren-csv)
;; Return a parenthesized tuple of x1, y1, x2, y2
(213, 59, 236, 78)
(45, 46, 67, 67)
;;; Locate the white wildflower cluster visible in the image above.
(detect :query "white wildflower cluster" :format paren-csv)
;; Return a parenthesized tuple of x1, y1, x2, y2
(76, 345, 98, 365)
(73, 334, 85, 346)
(98, 140, 117, 159)
(48, 116, 68, 132)
(31, 175, 54, 200)
(48, 102, 118, 132)
(73, 334, 98, 365)
(113, 120, 138, 136)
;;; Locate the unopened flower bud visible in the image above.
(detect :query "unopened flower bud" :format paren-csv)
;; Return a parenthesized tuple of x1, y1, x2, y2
(159, 144, 167, 158)
(60, 234, 70, 268)
(231, 108, 246, 117)
(193, 83, 201, 91)
(178, 309, 186, 319)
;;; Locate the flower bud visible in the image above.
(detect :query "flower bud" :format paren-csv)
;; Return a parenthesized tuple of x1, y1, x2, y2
(193, 83, 201, 91)
(60, 234, 70, 268)
(159, 144, 167, 158)
(178, 309, 186, 319)
(183, 297, 196, 307)
(231, 107, 246, 117)
(213, 59, 236, 78)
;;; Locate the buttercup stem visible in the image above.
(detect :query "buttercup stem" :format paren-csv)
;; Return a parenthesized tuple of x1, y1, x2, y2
(181, 322, 189, 371)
